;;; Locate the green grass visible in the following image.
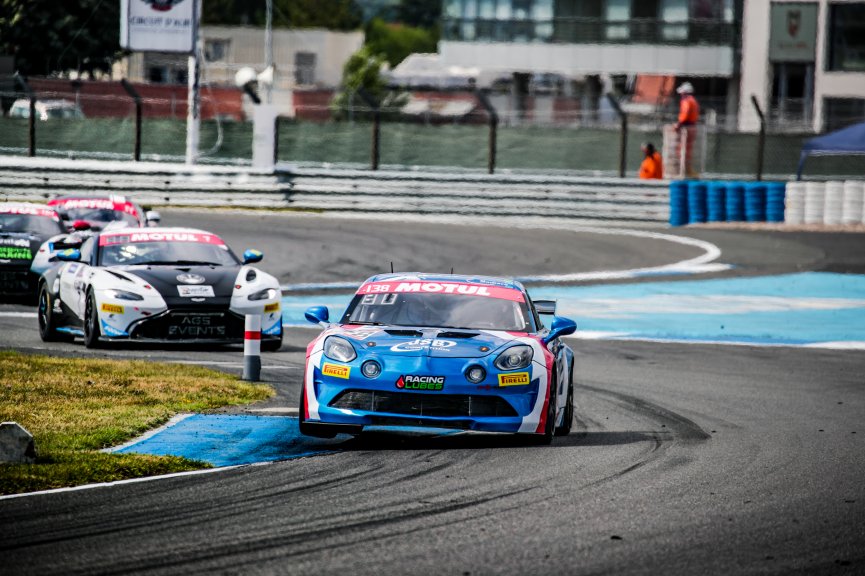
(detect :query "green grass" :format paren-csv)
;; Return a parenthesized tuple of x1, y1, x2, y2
(0, 351, 273, 495)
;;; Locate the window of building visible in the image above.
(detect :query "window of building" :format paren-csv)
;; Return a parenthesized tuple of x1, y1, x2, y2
(827, 4, 865, 72)
(444, 0, 462, 18)
(295, 52, 316, 86)
(606, 0, 631, 40)
(478, 0, 495, 19)
(824, 98, 865, 131)
(148, 66, 166, 83)
(204, 39, 230, 62)
(661, 0, 688, 41)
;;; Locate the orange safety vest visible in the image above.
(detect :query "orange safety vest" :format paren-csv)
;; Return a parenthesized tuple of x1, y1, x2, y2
(639, 152, 663, 179)
(678, 95, 699, 125)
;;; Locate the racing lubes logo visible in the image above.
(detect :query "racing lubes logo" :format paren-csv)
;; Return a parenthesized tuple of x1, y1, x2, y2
(390, 339, 456, 352)
(396, 375, 445, 391)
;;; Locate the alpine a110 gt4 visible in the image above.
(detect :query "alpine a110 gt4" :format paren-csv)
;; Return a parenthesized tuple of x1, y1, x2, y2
(37, 227, 283, 349)
(301, 273, 577, 443)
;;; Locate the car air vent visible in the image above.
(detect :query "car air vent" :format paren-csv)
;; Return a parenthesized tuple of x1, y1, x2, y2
(384, 329, 424, 337)
(246, 269, 257, 281)
(106, 270, 134, 283)
(437, 331, 479, 339)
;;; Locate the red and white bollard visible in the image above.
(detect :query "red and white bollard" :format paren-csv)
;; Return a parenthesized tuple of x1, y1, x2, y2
(242, 314, 261, 381)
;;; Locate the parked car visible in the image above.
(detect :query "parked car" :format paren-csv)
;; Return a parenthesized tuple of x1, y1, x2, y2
(300, 273, 577, 443)
(8, 99, 85, 120)
(36, 227, 283, 349)
(0, 202, 66, 300)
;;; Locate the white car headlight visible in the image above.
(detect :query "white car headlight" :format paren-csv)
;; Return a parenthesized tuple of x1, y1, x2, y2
(324, 336, 357, 363)
(105, 289, 143, 301)
(494, 345, 533, 371)
(248, 288, 277, 301)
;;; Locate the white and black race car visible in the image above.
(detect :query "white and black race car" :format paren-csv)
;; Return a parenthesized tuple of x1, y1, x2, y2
(36, 227, 283, 349)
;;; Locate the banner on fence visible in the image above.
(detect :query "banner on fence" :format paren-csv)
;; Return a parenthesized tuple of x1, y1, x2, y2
(120, 0, 197, 53)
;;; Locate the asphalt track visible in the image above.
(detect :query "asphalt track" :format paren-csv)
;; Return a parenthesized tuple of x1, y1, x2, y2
(1, 210, 864, 575)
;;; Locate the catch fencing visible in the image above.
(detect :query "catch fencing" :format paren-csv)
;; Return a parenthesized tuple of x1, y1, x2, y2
(2, 78, 864, 180)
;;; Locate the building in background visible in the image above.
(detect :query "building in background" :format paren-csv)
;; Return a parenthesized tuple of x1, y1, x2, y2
(739, 0, 865, 133)
(125, 26, 363, 117)
(438, 0, 742, 125)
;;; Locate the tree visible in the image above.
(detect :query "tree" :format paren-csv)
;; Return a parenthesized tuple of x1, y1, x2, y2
(203, 0, 363, 30)
(364, 17, 437, 68)
(0, 0, 121, 77)
(330, 45, 406, 119)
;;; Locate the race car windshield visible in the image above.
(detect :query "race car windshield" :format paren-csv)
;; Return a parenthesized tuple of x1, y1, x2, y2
(0, 213, 64, 235)
(99, 241, 239, 267)
(63, 208, 139, 227)
(342, 292, 532, 331)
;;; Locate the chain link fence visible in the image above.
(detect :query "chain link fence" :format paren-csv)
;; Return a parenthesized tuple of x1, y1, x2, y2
(2, 80, 863, 179)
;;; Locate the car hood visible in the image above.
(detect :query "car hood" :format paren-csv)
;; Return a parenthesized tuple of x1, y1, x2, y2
(120, 265, 240, 307)
(336, 325, 529, 358)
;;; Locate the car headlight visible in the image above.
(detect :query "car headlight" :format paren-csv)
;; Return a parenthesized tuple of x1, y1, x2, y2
(248, 288, 277, 301)
(361, 360, 382, 378)
(494, 345, 533, 371)
(465, 365, 486, 383)
(105, 289, 143, 301)
(324, 336, 357, 363)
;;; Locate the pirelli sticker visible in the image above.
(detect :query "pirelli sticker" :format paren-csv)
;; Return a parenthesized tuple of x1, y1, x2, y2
(264, 302, 280, 313)
(101, 303, 124, 314)
(322, 363, 351, 379)
(498, 372, 530, 387)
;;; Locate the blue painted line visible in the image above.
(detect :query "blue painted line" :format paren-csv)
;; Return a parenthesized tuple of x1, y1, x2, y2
(115, 414, 345, 467)
(279, 272, 865, 348)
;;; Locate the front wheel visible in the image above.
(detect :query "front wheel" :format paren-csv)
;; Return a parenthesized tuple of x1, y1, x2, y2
(37, 283, 70, 342)
(83, 291, 102, 349)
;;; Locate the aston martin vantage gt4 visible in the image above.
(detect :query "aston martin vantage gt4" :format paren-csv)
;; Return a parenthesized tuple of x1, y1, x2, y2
(301, 273, 577, 443)
(37, 227, 283, 348)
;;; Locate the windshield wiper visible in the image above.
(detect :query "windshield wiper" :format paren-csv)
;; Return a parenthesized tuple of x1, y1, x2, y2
(348, 321, 384, 326)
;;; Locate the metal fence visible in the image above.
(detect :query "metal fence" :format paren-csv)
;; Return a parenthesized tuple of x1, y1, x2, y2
(2, 83, 863, 180)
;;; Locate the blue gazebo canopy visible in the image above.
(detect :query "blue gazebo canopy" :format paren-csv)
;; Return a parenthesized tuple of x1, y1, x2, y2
(797, 121, 865, 179)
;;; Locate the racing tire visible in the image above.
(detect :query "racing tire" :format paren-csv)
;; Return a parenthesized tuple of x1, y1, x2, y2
(298, 384, 337, 439)
(530, 370, 557, 446)
(37, 283, 71, 342)
(83, 291, 103, 349)
(555, 382, 574, 437)
(261, 321, 283, 352)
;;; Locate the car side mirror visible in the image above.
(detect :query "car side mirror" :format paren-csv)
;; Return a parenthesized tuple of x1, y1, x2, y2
(57, 248, 81, 262)
(243, 249, 263, 264)
(305, 306, 329, 325)
(145, 210, 161, 226)
(543, 316, 576, 344)
(534, 300, 556, 315)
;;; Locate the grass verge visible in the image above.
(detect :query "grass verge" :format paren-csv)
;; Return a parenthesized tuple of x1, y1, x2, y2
(0, 351, 273, 495)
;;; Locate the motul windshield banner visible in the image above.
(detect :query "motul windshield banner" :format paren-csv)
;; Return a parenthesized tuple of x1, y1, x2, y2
(120, 0, 197, 54)
(356, 281, 525, 302)
(0, 205, 58, 219)
(99, 231, 226, 246)
(51, 198, 139, 217)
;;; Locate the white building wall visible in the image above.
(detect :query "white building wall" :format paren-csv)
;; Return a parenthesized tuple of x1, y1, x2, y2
(440, 41, 733, 78)
(738, 0, 865, 133)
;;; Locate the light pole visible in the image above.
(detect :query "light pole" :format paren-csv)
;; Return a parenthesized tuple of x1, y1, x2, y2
(264, 0, 273, 104)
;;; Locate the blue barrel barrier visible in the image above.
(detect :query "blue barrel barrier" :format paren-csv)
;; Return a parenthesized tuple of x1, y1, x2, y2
(669, 181, 689, 226)
(766, 182, 786, 222)
(687, 181, 708, 224)
(744, 182, 767, 222)
(725, 182, 745, 222)
(707, 181, 726, 222)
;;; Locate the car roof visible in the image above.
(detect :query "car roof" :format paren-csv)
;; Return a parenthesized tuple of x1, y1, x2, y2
(99, 226, 215, 236)
(50, 194, 130, 202)
(362, 272, 525, 292)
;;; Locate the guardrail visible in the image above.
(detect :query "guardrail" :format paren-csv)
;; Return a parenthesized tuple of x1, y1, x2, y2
(0, 156, 670, 225)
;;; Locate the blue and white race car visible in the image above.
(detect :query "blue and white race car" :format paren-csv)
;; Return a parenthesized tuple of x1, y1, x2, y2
(300, 273, 577, 443)
(37, 227, 283, 349)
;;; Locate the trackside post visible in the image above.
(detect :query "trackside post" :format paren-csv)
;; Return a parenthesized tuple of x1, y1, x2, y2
(242, 314, 262, 381)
